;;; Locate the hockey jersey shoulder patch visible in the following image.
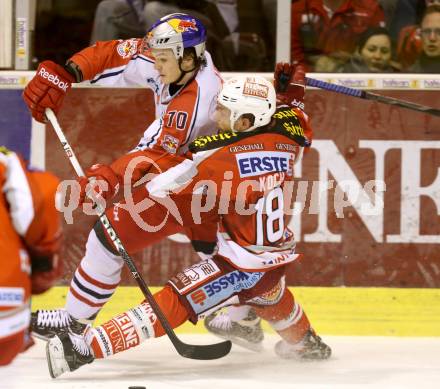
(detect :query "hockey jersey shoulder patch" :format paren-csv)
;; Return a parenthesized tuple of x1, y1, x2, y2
(161, 134, 180, 154)
(272, 108, 311, 147)
(116, 39, 138, 59)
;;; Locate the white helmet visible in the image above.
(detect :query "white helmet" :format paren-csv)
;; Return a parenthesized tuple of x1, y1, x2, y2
(146, 13, 206, 61)
(218, 76, 276, 131)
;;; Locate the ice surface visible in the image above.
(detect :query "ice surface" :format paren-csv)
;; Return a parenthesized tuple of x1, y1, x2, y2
(2, 335, 440, 389)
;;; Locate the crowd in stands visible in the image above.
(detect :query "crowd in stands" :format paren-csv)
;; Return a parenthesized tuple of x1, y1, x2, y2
(291, 0, 440, 73)
(33, 0, 439, 73)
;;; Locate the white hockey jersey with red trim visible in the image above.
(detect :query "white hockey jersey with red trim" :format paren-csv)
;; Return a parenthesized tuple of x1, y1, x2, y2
(70, 39, 222, 154)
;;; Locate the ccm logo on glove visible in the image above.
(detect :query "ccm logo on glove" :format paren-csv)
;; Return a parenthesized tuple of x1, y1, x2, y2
(38, 67, 70, 92)
(290, 98, 305, 111)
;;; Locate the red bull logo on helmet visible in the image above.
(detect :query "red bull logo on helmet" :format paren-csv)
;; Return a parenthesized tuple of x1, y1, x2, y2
(167, 18, 198, 33)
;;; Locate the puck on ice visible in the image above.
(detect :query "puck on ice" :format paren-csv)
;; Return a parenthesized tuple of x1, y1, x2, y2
(128, 387, 146, 389)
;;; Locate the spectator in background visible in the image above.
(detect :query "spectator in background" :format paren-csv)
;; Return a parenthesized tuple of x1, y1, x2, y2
(145, 1, 272, 71)
(408, 5, 440, 72)
(90, 1, 231, 44)
(378, 0, 419, 42)
(262, 0, 277, 44)
(397, 0, 438, 69)
(291, 0, 385, 72)
(91, 0, 269, 71)
(90, 0, 148, 43)
(341, 27, 400, 72)
(144, 1, 232, 37)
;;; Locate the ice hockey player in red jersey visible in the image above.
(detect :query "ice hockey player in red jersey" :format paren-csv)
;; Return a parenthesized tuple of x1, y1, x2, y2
(27, 12, 240, 338)
(203, 62, 310, 348)
(44, 69, 331, 378)
(0, 147, 62, 365)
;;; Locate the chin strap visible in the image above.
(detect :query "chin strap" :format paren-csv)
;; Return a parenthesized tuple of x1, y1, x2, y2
(173, 70, 188, 85)
(173, 54, 206, 84)
(172, 58, 197, 84)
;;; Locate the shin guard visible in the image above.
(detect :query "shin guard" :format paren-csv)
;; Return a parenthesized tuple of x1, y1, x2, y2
(88, 286, 189, 358)
(254, 288, 311, 344)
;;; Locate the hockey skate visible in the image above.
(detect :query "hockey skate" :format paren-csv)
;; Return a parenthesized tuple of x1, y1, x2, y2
(275, 329, 331, 360)
(204, 308, 264, 352)
(31, 309, 87, 340)
(46, 331, 94, 378)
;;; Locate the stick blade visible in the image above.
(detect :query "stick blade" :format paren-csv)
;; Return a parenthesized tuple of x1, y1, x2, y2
(175, 338, 232, 360)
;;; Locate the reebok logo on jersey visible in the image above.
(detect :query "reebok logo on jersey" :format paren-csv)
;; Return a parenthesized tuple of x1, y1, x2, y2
(235, 151, 293, 177)
(38, 67, 69, 91)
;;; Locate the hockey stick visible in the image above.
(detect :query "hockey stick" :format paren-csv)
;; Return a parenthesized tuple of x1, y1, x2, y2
(45, 108, 232, 360)
(305, 77, 440, 117)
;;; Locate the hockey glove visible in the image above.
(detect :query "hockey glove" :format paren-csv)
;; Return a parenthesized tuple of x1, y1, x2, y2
(78, 164, 121, 206)
(23, 60, 75, 123)
(274, 62, 306, 112)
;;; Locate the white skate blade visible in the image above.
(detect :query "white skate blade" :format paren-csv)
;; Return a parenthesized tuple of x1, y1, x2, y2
(274, 342, 302, 360)
(32, 331, 54, 341)
(46, 336, 70, 378)
(212, 333, 264, 353)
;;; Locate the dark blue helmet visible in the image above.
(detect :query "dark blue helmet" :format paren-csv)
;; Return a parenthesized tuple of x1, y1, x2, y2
(146, 13, 207, 60)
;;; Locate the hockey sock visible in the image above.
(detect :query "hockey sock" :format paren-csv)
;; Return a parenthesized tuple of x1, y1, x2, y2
(65, 229, 123, 320)
(87, 285, 189, 358)
(254, 288, 311, 344)
(0, 330, 25, 366)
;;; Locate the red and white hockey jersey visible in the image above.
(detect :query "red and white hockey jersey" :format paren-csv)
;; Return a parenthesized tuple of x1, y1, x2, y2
(147, 105, 313, 272)
(70, 39, 222, 155)
(0, 148, 61, 341)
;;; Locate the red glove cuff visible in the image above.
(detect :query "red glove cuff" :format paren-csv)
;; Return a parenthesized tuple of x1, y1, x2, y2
(274, 62, 306, 111)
